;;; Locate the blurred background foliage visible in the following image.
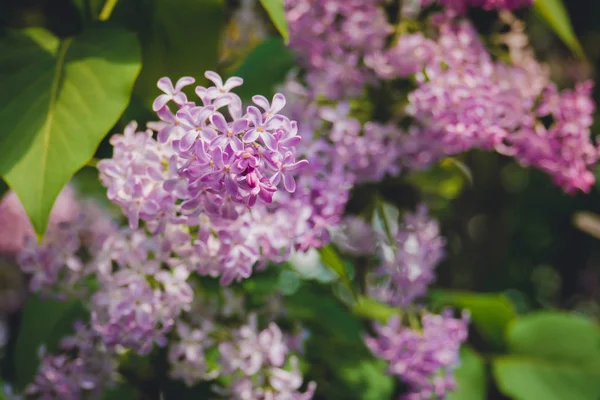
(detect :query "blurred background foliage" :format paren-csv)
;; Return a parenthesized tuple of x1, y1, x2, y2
(2, 0, 600, 399)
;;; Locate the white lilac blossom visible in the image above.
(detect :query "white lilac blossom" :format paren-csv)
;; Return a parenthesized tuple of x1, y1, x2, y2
(370, 205, 445, 307)
(26, 322, 117, 400)
(365, 311, 469, 400)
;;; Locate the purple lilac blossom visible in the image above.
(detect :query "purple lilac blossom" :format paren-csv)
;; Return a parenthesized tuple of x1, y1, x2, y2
(91, 226, 194, 354)
(17, 201, 117, 298)
(26, 322, 117, 400)
(332, 216, 377, 256)
(285, 0, 392, 99)
(168, 292, 315, 398)
(382, 13, 599, 192)
(365, 311, 469, 400)
(370, 205, 445, 307)
(0, 186, 79, 255)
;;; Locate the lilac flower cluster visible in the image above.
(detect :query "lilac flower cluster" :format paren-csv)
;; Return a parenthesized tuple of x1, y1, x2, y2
(371, 205, 446, 306)
(90, 225, 196, 354)
(507, 81, 598, 192)
(98, 72, 317, 284)
(27, 322, 116, 400)
(285, 0, 392, 99)
(275, 78, 407, 249)
(365, 311, 469, 400)
(285, 0, 598, 193)
(168, 290, 315, 399)
(370, 12, 599, 192)
(0, 186, 79, 255)
(17, 200, 116, 298)
(333, 206, 467, 398)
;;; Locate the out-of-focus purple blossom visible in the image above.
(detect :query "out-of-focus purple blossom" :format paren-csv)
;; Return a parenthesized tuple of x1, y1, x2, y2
(389, 14, 599, 192)
(366, 33, 437, 80)
(168, 321, 218, 386)
(333, 216, 377, 256)
(370, 205, 445, 307)
(100, 71, 314, 284)
(285, 0, 392, 99)
(17, 201, 117, 299)
(168, 294, 315, 398)
(91, 227, 194, 355)
(0, 186, 79, 255)
(365, 311, 469, 400)
(507, 81, 599, 193)
(217, 315, 316, 399)
(26, 322, 117, 400)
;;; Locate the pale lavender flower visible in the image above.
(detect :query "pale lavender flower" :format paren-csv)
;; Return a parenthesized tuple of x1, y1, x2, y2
(26, 322, 116, 400)
(17, 201, 117, 299)
(91, 227, 194, 354)
(365, 311, 469, 399)
(285, 0, 392, 99)
(370, 205, 445, 307)
(152, 76, 195, 111)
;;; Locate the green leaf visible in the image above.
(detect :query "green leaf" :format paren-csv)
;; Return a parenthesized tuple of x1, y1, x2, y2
(447, 347, 487, 400)
(441, 157, 474, 186)
(534, 0, 586, 59)
(258, 0, 289, 43)
(0, 25, 141, 236)
(117, 0, 225, 108)
(352, 296, 400, 324)
(318, 245, 355, 298)
(286, 285, 363, 345)
(492, 312, 600, 400)
(337, 359, 395, 400)
(231, 37, 295, 101)
(430, 291, 516, 347)
(14, 295, 87, 389)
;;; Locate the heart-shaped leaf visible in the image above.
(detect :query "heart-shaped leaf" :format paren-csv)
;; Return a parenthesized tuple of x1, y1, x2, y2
(0, 25, 141, 236)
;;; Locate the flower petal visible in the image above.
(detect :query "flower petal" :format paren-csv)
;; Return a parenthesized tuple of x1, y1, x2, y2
(157, 77, 175, 94)
(175, 76, 195, 91)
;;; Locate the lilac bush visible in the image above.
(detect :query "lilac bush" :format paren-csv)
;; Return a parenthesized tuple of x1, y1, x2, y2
(2, 0, 598, 399)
